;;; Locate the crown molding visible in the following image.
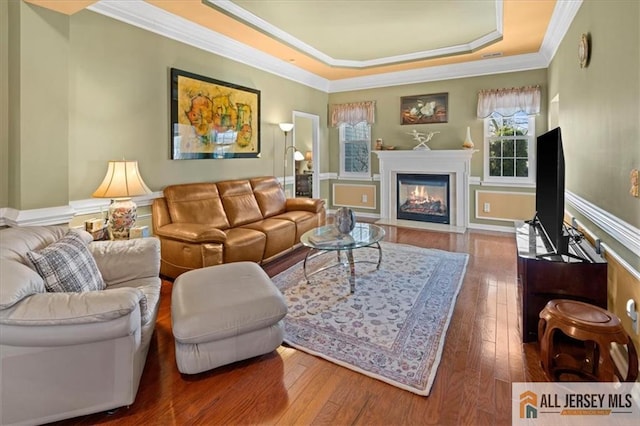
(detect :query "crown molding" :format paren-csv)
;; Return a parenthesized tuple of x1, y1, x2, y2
(538, 0, 583, 65)
(205, 0, 504, 68)
(87, 0, 578, 93)
(87, 0, 330, 92)
(328, 52, 548, 92)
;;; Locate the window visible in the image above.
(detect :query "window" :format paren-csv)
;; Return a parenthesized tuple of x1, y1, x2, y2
(339, 121, 371, 178)
(483, 111, 535, 184)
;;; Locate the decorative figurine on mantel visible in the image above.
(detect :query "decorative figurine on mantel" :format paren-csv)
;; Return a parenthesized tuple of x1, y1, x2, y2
(462, 126, 475, 149)
(407, 129, 439, 150)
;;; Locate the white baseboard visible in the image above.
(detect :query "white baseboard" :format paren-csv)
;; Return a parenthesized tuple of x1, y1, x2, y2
(467, 222, 516, 233)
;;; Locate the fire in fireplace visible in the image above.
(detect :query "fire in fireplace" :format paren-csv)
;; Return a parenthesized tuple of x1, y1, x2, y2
(397, 173, 450, 224)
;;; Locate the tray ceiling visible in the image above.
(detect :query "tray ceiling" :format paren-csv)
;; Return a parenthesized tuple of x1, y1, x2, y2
(24, 0, 576, 92)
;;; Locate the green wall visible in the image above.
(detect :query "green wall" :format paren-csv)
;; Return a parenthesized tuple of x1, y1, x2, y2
(5, 1, 70, 210)
(2, 2, 328, 209)
(326, 69, 548, 222)
(0, 1, 8, 208)
(548, 0, 639, 269)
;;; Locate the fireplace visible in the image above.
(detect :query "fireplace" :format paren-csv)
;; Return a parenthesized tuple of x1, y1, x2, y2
(373, 150, 476, 232)
(397, 174, 450, 224)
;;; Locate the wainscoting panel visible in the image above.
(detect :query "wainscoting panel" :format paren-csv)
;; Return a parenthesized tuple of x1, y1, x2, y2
(475, 190, 535, 222)
(606, 247, 640, 361)
(332, 184, 376, 209)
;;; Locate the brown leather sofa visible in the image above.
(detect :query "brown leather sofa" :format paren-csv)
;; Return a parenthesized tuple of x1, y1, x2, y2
(152, 176, 325, 279)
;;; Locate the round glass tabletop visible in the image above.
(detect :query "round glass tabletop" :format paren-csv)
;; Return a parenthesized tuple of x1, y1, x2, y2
(301, 223, 385, 251)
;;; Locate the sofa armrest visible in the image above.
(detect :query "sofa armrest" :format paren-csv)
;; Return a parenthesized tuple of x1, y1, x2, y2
(286, 197, 325, 213)
(0, 288, 144, 346)
(89, 238, 160, 286)
(154, 223, 227, 244)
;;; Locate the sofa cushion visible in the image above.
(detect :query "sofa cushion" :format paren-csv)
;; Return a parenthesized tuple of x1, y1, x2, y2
(250, 176, 287, 217)
(0, 259, 45, 310)
(25, 232, 106, 293)
(221, 228, 266, 263)
(241, 218, 296, 259)
(272, 211, 319, 241)
(164, 183, 230, 229)
(217, 179, 264, 227)
(89, 237, 161, 286)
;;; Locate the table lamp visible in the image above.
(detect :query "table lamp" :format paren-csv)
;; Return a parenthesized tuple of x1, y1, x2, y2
(304, 151, 313, 172)
(92, 160, 152, 240)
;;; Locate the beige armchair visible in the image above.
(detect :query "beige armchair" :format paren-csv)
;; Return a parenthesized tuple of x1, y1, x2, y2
(0, 226, 161, 426)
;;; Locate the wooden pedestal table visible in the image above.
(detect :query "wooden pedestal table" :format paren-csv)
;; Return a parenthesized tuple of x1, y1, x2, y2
(538, 299, 638, 382)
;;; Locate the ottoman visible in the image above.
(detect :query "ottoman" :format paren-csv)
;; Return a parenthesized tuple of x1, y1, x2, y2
(171, 261, 288, 374)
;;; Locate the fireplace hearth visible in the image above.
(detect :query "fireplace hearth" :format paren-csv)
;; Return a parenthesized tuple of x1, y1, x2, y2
(397, 174, 450, 224)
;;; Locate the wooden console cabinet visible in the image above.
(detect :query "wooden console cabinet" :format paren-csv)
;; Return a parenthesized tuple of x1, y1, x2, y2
(515, 221, 607, 343)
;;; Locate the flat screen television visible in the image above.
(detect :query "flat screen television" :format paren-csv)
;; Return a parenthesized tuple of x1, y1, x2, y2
(534, 127, 569, 255)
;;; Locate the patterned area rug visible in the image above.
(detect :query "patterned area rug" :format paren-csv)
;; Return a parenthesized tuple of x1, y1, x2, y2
(272, 241, 469, 395)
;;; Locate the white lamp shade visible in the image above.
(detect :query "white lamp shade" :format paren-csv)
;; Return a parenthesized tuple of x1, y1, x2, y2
(92, 160, 152, 199)
(293, 150, 305, 161)
(279, 122, 294, 132)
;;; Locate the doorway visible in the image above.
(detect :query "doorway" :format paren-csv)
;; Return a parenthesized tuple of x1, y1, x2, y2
(292, 111, 320, 198)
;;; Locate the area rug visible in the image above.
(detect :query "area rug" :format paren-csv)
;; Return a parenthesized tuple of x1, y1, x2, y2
(271, 241, 469, 396)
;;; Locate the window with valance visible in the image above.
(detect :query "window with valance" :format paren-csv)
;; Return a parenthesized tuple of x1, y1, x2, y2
(330, 101, 376, 179)
(476, 86, 541, 118)
(329, 101, 376, 127)
(477, 86, 540, 185)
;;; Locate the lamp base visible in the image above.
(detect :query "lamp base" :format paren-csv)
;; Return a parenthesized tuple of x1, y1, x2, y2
(108, 198, 137, 240)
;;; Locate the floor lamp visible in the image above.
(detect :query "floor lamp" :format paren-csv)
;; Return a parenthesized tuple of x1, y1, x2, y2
(279, 122, 303, 196)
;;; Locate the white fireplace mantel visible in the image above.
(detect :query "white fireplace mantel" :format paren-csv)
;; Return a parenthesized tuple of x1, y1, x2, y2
(373, 149, 476, 233)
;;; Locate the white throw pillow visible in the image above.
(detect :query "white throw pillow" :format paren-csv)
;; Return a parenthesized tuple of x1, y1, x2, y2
(26, 231, 106, 293)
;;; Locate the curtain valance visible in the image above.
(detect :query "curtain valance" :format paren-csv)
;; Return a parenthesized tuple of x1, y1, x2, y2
(329, 101, 376, 127)
(476, 86, 541, 118)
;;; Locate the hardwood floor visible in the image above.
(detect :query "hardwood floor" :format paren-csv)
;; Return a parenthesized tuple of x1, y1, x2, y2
(52, 226, 547, 426)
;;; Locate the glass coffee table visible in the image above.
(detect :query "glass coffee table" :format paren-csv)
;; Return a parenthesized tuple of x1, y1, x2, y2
(300, 223, 385, 294)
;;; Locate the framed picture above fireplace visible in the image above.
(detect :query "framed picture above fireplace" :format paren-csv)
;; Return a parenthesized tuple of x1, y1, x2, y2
(400, 93, 448, 125)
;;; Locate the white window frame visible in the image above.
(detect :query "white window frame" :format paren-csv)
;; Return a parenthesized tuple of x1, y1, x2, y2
(339, 122, 371, 179)
(483, 112, 536, 185)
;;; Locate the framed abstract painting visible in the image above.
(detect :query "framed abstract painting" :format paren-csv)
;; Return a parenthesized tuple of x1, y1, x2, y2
(170, 68, 261, 159)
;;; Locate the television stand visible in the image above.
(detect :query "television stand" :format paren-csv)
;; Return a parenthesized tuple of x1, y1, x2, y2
(515, 220, 607, 343)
